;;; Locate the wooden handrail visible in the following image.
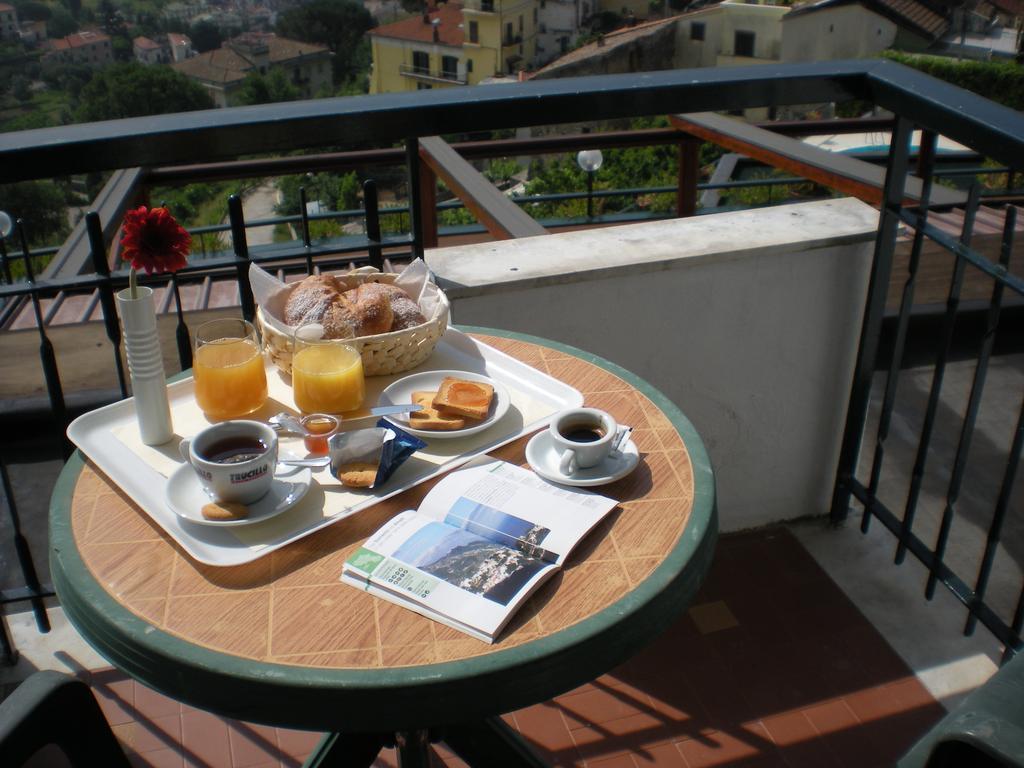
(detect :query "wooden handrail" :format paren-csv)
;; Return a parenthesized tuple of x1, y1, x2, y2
(418, 136, 548, 243)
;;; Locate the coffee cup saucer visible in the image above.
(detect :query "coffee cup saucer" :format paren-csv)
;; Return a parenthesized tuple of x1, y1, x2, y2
(525, 430, 639, 487)
(166, 463, 312, 527)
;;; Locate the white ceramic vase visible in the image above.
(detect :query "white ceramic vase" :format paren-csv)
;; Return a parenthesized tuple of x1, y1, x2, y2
(117, 286, 173, 445)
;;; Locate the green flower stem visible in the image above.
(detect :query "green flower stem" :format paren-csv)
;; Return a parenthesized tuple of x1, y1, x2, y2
(129, 267, 138, 300)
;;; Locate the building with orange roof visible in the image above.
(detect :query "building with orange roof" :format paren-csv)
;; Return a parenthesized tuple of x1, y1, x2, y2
(43, 30, 114, 67)
(133, 36, 165, 65)
(166, 32, 193, 63)
(369, 0, 540, 94)
(171, 33, 331, 107)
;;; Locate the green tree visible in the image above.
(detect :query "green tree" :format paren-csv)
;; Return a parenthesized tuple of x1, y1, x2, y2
(12, 75, 30, 102)
(275, 0, 374, 83)
(337, 172, 360, 210)
(234, 68, 300, 105)
(12, 0, 51, 21)
(884, 51, 1024, 111)
(75, 63, 214, 121)
(41, 61, 92, 97)
(47, 5, 79, 36)
(97, 0, 131, 61)
(188, 20, 223, 53)
(0, 180, 72, 247)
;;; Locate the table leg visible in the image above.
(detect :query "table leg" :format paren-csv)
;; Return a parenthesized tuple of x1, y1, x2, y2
(441, 717, 550, 767)
(303, 731, 390, 767)
(395, 728, 432, 767)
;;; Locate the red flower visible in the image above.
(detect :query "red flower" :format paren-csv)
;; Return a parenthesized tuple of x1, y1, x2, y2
(120, 206, 190, 275)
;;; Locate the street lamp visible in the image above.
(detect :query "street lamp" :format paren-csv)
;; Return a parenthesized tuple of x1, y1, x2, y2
(0, 211, 13, 281)
(576, 148, 603, 220)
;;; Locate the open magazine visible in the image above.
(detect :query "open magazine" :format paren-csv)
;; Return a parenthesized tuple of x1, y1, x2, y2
(341, 457, 619, 642)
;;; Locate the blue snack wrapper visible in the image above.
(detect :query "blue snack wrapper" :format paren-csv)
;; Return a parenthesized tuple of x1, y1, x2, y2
(327, 421, 427, 489)
(375, 419, 427, 483)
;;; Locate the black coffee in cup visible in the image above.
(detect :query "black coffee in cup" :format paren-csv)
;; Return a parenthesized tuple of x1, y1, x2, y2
(200, 436, 268, 464)
(559, 421, 607, 444)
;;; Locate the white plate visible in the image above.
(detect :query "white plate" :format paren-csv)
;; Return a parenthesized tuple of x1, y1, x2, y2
(525, 430, 640, 487)
(165, 464, 312, 527)
(377, 369, 511, 439)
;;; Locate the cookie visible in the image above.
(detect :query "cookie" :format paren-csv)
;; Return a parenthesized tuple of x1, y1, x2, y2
(337, 461, 379, 488)
(201, 500, 249, 521)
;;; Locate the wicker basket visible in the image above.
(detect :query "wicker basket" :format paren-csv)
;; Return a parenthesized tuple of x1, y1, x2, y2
(256, 271, 450, 377)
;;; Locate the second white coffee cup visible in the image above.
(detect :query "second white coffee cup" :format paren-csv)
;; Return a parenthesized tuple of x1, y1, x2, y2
(179, 420, 278, 504)
(550, 408, 618, 475)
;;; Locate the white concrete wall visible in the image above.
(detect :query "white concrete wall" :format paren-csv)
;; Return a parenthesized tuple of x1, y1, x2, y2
(781, 4, 895, 62)
(427, 198, 877, 531)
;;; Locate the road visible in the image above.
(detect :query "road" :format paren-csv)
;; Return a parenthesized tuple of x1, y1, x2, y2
(240, 182, 280, 246)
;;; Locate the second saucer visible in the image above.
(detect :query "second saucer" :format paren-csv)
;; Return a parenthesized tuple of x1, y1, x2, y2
(525, 430, 639, 487)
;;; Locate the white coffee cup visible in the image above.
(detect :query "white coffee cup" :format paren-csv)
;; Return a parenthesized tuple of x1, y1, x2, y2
(551, 408, 618, 475)
(179, 420, 278, 504)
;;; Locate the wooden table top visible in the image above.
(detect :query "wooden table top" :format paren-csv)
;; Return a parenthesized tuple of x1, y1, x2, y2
(50, 328, 717, 732)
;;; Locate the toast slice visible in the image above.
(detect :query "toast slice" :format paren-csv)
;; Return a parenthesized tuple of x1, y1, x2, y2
(432, 377, 494, 420)
(409, 390, 466, 431)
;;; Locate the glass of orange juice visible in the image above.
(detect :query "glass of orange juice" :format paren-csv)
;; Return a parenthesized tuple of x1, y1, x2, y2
(193, 318, 268, 420)
(291, 328, 365, 414)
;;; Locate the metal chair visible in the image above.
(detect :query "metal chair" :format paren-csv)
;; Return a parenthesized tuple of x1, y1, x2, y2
(899, 652, 1024, 767)
(0, 670, 131, 767)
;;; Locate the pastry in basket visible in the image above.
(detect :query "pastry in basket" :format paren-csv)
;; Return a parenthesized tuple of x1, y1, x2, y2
(283, 276, 424, 339)
(284, 275, 344, 330)
(432, 377, 494, 420)
(357, 282, 425, 331)
(409, 390, 466, 431)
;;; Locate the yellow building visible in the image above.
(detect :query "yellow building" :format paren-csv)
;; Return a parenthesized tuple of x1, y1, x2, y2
(369, 0, 539, 94)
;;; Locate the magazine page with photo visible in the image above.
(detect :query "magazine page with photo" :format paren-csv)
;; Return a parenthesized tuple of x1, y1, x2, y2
(341, 458, 618, 642)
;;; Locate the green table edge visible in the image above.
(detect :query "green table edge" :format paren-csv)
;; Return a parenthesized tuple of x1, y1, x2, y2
(50, 325, 718, 732)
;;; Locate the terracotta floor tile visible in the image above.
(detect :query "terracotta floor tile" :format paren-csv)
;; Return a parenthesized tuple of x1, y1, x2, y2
(430, 742, 471, 768)
(802, 698, 859, 737)
(674, 730, 762, 768)
(127, 748, 185, 768)
(760, 710, 842, 768)
(688, 601, 740, 635)
(570, 722, 636, 765)
(133, 682, 183, 720)
(559, 683, 655, 729)
(115, 714, 183, 756)
(180, 709, 232, 768)
(92, 675, 137, 727)
(275, 727, 323, 762)
(586, 752, 639, 768)
(631, 741, 687, 767)
(228, 721, 282, 767)
(513, 701, 578, 759)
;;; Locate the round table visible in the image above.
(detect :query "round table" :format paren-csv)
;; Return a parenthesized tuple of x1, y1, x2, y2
(50, 328, 717, 766)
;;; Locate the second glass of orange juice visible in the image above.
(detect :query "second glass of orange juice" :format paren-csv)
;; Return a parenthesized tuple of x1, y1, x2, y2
(292, 331, 365, 414)
(193, 318, 268, 420)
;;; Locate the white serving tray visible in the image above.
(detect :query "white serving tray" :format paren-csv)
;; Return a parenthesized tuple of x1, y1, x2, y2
(67, 329, 582, 567)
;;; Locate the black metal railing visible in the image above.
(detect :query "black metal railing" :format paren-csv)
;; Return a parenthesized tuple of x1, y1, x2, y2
(0, 60, 1023, 664)
(828, 116, 1024, 664)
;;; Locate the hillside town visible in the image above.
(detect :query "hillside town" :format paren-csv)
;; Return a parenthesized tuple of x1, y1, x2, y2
(0, 0, 1021, 113)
